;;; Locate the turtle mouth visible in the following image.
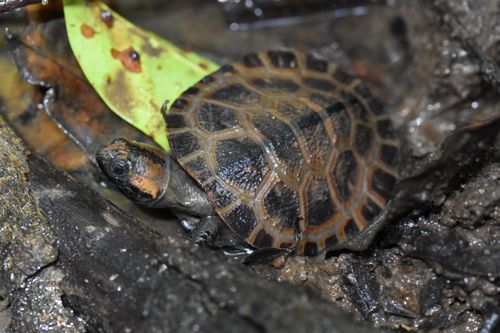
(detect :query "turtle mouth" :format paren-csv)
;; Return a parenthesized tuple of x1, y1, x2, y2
(96, 147, 115, 173)
(96, 147, 112, 175)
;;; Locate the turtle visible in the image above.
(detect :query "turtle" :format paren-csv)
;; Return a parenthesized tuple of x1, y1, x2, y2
(96, 49, 400, 257)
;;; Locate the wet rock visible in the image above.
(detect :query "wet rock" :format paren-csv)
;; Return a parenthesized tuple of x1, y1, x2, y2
(441, 163, 500, 228)
(404, 222, 500, 277)
(0, 120, 57, 289)
(395, 0, 500, 156)
(419, 276, 444, 316)
(393, 118, 500, 216)
(343, 260, 381, 321)
(0, 117, 83, 332)
(403, 163, 500, 278)
(9, 268, 86, 333)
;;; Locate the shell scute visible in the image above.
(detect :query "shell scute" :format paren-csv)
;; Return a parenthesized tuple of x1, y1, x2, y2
(242, 53, 264, 68)
(309, 92, 342, 109)
(252, 111, 304, 176)
(166, 113, 187, 129)
(344, 219, 360, 238)
(332, 150, 359, 203)
(303, 242, 318, 256)
(380, 144, 399, 168)
(266, 50, 298, 68)
(184, 155, 211, 185)
(253, 229, 275, 248)
(263, 181, 300, 230)
(361, 198, 383, 222)
(195, 102, 239, 133)
(331, 109, 352, 141)
(168, 131, 200, 159)
(215, 137, 269, 193)
(209, 83, 260, 105)
(302, 77, 336, 92)
(342, 92, 370, 122)
(305, 54, 329, 73)
(224, 204, 257, 239)
(377, 119, 397, 140)
(304, 176, 337, 228)
(295, 106, 330, 162)
(204, 181, 236, 209)
(333, 67, 356, 85)
(250, 78, 300, 93)
(354, 124, 375, 157)
(370, 168, 398, 200)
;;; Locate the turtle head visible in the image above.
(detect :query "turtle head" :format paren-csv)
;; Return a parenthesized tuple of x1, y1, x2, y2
(96, 138, 168, 206)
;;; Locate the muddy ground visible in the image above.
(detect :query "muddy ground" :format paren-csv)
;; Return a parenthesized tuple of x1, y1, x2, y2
(1, 0, 500, 332)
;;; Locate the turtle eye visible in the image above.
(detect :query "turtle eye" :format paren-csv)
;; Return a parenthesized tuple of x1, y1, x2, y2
(110, 159, 130, 177)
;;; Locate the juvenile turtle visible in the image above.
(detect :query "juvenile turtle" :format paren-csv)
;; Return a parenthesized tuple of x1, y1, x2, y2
(97, 49, 400, 256)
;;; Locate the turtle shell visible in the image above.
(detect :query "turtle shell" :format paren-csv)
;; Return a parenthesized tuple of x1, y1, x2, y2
(165, 50, 399, 256)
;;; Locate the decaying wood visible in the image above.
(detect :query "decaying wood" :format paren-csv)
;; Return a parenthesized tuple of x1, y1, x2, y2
(0, 116, 378, 332)
(0, 0, 44, 13)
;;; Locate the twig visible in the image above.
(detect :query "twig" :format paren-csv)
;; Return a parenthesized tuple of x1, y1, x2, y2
(0, 0, 46, 13)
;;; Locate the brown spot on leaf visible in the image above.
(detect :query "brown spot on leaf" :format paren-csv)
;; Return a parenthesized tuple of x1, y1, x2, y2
(181, 46, 192, 54)
(199, 62, 208, 70)
(141, 38, 165, 57)
(111, 47, 142, 73)
(104, 70, 133, 118)
(80, 24, 95, 38)
(100, 10, 114, 28)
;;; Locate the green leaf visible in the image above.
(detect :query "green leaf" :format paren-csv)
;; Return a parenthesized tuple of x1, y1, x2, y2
(63, 0, 219, 150)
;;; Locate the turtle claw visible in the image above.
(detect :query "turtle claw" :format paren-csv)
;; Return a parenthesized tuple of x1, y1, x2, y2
(241, 247, 290, 266)
(189, 215, 222, 245)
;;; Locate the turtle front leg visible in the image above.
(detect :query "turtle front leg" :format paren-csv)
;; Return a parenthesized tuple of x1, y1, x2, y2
(189, 215, 223, 245)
